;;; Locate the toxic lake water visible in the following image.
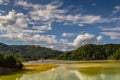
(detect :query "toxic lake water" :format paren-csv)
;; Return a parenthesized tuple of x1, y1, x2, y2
(20, 67, 120, 80)
(1, 61, 120, 80)
(20, 65, 120, 80)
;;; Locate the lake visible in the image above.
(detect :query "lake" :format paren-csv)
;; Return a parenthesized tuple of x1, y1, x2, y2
(0, 61, 120, 80)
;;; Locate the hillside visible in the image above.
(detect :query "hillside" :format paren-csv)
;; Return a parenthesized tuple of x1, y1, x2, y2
(1, 42, 120, 61)
(58, 44, 120, 60)
(0, 43, 62, 61)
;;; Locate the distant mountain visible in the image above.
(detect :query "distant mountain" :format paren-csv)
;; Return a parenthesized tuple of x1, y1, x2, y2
(58, 44, 120, 60)
(0, 42, 62, 61)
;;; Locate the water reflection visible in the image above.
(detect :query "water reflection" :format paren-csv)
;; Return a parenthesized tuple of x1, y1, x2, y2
(20, 67, 79, 80)
(77, 71, 120, 80)
(19, 66, 120, 80)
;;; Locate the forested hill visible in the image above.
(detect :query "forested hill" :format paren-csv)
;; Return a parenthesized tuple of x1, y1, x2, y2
(58, 44, 120, 60)
(1, 42, 120, 61)
(0, 42, 62, 61)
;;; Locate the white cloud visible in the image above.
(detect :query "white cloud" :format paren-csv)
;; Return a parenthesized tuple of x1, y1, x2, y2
(113, 6, 120, 14)
(62, 33, 75, 38)
(100, 26, 120, 40)
(73, 33, 100, 46)
(32, 34, 57, 44)
(100, 27, 120, 31)
(0, 9, 52, 34)
(22, 33, 102, 51)
(0, 9, 55, 48)
(0, 33, 30, 41)
(15, 0, 33, 8)
(108, 17, 120, 23)
(62, 14, 105, 26)
(51, 39, 73, 51)
(36, 33, 102, 51)
(0, 0, 3, 3)
(0, 0, 9, 5)
(0, 10, 6, 15)
(0, 10, 29, 29)
(15, 0, 107, 27)
(32, 25, 52, 31)
(49, 33, 101, 51)
(0, 0, 103, 51)
(82, 15, 104, 24)
(101, 32, 120, 40)
(0, 33, 57, 44)
(97, 36, 102, 41)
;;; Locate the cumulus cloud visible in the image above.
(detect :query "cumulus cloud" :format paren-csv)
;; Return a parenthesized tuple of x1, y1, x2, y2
(0, 10, 29, 35)
(28, 33, 102, 51)
(50, 39, 73, 51)
(48, 33, 102, 51)
(0, 10, 28, 28)
(0, 9, 55, 49)
(62, 33, 75, 38)
(0, 9, 52, 36)
(73, 33, 101, 47)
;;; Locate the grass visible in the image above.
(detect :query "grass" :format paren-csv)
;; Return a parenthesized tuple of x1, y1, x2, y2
(0, 64, 58, 80)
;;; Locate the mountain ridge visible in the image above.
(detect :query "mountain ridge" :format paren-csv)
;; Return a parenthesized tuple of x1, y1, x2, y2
(58, 44, 120, 60)
(1, 42, 120, 60)
(0, 42, 62, 61)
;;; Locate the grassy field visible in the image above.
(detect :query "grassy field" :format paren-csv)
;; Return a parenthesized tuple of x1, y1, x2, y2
(0, 64, 58, 80)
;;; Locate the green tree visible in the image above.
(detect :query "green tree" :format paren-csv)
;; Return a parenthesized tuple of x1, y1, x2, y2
(16, 61, 23, 69)
(0, 53, 3, 65)
(3, 54, 17, 68)
(109, 49, 120, 60)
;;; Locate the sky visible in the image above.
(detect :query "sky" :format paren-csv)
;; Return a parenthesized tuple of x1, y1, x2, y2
(0, 0, 120, 51)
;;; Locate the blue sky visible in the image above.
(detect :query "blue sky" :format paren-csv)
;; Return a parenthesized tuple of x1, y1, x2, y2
(0, 0, 120, 51)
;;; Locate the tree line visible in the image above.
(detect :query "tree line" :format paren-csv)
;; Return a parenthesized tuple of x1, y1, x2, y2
(58, 44, 120, 60)
(0, 42, 62, 61)
(0, 54, 23, 69)
(1, 42, 120, 61)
